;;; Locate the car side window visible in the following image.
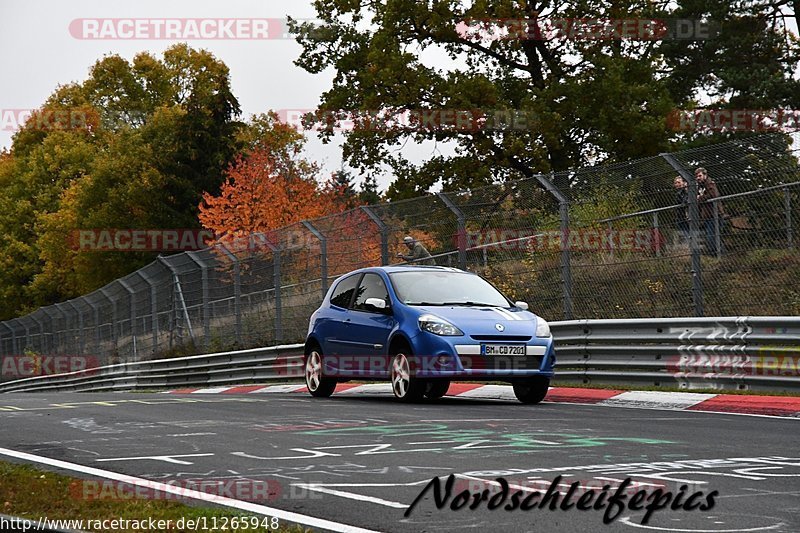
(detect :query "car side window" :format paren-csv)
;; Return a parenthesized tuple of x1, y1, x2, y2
(352, 273, 389, 312)
(329, 274, 361, 308)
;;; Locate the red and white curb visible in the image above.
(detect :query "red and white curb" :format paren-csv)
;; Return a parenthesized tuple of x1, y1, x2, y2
(164, 383, 800, 418)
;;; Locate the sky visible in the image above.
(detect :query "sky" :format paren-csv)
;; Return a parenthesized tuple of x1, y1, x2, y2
(2, 1, 798, 192)
(0, 0, 450, 192)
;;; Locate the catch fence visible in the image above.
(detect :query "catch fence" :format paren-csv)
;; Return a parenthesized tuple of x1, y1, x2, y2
(0, 132, 798, 374)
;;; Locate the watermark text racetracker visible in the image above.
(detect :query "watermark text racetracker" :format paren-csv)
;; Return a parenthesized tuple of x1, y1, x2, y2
(1, 355, 100, 379)
(68, 18, 322, 40)
(460, 228, 664, 253)
(70, 229, 324, 253)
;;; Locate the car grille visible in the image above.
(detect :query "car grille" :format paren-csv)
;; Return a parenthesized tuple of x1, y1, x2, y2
(470, 335, 532, 342)
(460, 355, 542, 371)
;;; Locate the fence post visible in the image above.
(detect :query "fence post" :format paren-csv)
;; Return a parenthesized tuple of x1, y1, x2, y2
(138, 271, 159, 356)
(528, 173, 573, 319)
(653, 211, 661, 257)
(215, 246, 242, 345)
(186, 251, 211, 348)
(30, 312, 45, 354)
(43, 307, 61, 355)
(302, 220, 328, 298)
(361, 206, 389, 265)
(0, 322, 12, 356)
(65, 301, 84, 355)
(437, 192, 466, 269)
(785, 187, 794, 249)
(99, 287, 119, 354)
(661, 153, 704, 317)
(118, 279, 137, 361)
(712, 202, 721, 259)
(9, 320, 21, 355)
(157, 256, 196, 348)
(86, 298, 100, 355)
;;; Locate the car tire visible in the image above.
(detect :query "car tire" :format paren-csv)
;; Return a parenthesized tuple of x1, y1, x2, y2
(424, 380, 451, 400)
(390, 352, 425, 402)
(512, 377, 550, 404)
(305, 348, 336, 398)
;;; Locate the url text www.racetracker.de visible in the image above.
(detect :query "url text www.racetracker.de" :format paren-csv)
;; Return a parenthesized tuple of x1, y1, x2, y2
(404, 475, 717, 525)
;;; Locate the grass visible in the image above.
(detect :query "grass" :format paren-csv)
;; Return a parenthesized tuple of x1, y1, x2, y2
(0, 461, 308, 533)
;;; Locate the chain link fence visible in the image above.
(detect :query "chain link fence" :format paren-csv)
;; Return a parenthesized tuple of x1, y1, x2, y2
(1, 133, 798, 377)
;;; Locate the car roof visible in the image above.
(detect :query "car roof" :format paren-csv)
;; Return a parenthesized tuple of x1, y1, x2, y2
(358, 265, 470, 275)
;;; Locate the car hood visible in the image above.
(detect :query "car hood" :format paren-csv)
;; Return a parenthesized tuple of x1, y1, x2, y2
(413, 305, 541, 335)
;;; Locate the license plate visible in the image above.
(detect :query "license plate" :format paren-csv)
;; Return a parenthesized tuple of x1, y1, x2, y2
(483, 344, 525, 356)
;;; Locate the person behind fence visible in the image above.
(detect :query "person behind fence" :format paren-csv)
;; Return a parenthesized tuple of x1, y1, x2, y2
(673, 175, 689, 244)
(695, 167, 725, 255)
(398, 236, 435, 265)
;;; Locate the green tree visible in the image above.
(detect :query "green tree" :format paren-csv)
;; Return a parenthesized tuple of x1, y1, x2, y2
(291, 1, 799, 197)
(0, 45, 242, 319)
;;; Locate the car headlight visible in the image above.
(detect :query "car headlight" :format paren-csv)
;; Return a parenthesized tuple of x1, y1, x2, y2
(419, 314, 464, 336)
(536, 318, 551, 338)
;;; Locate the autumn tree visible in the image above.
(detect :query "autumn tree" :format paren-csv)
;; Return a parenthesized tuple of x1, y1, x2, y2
(0, 45, 243, 319)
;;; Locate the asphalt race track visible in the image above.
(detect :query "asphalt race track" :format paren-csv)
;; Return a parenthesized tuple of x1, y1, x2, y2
(0, 392, 798, 532)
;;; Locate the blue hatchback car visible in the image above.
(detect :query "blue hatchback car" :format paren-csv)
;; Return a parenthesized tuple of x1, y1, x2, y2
(304, 266, 555, 403)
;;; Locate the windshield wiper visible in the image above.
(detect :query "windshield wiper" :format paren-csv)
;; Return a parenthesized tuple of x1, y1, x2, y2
(440, 301, 506, 307)
(405, 301, 447, 306)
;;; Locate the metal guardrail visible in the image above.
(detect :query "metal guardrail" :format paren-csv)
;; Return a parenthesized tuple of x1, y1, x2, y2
(1, 317, 798, 394)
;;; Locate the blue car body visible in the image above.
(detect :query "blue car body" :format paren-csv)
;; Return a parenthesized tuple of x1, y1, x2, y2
(304, 266, 556, 381)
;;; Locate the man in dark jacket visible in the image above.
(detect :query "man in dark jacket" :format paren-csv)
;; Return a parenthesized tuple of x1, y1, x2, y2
(398, 236, 435, 265)
(695, 167, 724, 255)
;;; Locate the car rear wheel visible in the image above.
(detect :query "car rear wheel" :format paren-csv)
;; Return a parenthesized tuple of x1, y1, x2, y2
(424, 380, 451, 400)
(513, 377, 550, 404)
(305, 349, 336, 398)
(390, 352, 425, 402)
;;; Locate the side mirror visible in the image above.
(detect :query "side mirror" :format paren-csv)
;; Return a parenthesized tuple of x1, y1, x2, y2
(365, 297, 388, 310)
(514, 301, 529, 310)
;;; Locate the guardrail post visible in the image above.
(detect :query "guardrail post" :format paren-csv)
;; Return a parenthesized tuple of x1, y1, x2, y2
(361, 206, 389, 265)
(437, 192, 466, 269)
(118, 279, 138, 361)
(137, 271, 159, 355)
(186, 251, 211, 349)
(215, 245, 242, 345)
(785, 186, 794, 249)
(302, 220, 328, 298)
(661, 153, 704, 316)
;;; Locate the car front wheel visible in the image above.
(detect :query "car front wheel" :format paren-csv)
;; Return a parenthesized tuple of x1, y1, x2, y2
(390, 352, 425, 402)
(305, 349, 336, 398)
(512, 377, 550, 404)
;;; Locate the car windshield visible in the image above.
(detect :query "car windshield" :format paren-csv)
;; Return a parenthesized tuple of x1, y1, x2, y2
(389, 271, 511, 307)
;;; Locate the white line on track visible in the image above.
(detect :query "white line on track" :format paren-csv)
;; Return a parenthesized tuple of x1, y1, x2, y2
(0, 446, 382, 533)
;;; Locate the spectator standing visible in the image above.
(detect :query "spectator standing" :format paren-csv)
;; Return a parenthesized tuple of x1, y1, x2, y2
(398, 236, 435, 265)
(673, 175, 689, 244)
(695, 167, 725, 255)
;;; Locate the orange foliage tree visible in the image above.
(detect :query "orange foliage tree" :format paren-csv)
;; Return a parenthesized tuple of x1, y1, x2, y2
(198, 144, 346, 242)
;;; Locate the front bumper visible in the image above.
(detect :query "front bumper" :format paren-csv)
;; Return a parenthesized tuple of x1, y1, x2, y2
(408, 332, 556, 379)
